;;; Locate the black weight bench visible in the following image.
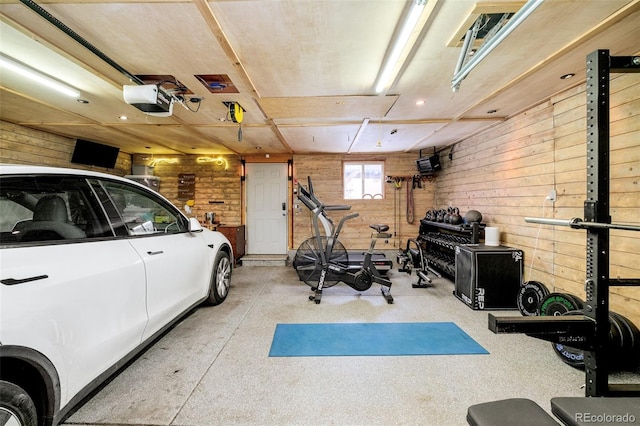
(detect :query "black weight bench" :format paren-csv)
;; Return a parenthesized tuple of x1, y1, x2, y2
(551, 397, 640, 425)
(467, 398, 559, 426)
(468, 397, 640, 426)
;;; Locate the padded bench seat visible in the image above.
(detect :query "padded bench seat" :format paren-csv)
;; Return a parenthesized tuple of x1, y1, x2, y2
(468, 397, 640, 426)
(551, 397, 640, 426)
(467, 398, 559, 426)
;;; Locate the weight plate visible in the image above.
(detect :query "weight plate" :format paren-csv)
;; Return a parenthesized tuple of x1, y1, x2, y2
(622, 315, 640, 370)
(610, 311, 640, 370)
(539, 293, 580, 316)
(551, 310, 585, 369)
(565, 294, 585, 310)
(517, 281, 548, 316)
(607, 313, 624, 368)
(552, 342, 585, 369)
(621, 314, 640, 357)
(552, 311, 627, 371)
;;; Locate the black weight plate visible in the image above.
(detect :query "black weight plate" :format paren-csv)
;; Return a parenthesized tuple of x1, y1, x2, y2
(609, 312, 628, 353)
(552, 311, 627, 371)
(565, 294, 585, 310)
(517, 281, 548, 316)
(610, 311, 640, 370)
(551, 310, 585, 369)
(622, 315, 640, 370)
(622, 314, 640, 355)
(539, 293, 580, 316)
(540, 282, 550, 297)
(607, 313, 625, 369)
(552, 342, 585, 369)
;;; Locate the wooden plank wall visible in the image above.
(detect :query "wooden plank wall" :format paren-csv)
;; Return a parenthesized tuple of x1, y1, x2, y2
(131, 153, 242, 227)
(436, 73, 639, 325)
(292, 153, 435, 252)
(0, 121, 131, 176)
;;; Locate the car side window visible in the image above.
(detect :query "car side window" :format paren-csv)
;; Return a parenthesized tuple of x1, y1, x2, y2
(0, 175, 114, 245)
(100, 181, 187, 235)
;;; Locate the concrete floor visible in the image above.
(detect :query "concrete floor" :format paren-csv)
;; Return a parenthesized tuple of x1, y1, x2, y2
(64, 265, 639, 426)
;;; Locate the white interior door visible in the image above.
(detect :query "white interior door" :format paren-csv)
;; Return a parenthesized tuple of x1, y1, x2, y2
(246, 163, 288, 254)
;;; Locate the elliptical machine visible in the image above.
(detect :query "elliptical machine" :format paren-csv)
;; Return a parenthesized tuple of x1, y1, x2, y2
(293, 177, 394, 304)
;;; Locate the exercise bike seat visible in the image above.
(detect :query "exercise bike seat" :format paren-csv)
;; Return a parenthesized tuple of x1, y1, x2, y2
(369, 224, 389, 233)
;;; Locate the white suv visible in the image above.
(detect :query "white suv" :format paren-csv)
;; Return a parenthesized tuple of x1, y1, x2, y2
(0, 165, 233, 426)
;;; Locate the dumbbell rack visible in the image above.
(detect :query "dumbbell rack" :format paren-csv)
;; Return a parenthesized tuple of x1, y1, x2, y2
(489, 50, 640, 397)
(417, 220, 483, 278)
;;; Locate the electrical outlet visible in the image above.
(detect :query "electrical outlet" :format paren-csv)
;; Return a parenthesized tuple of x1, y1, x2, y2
(546, 189, 557, 202)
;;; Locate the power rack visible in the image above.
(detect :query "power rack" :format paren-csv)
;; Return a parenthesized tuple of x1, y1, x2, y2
(489, 49, 640, 397)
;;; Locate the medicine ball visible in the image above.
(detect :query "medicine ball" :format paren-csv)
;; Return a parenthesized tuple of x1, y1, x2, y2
(464, 209, 482, 223)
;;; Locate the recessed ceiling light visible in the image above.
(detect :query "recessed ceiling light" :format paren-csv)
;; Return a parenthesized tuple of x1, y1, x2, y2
(119, 115, 128, 120)
(77, 99, 89, 104)
(416, 100, 425, 106)
(487, 109, 497, 114)
(560, 73, 575, 80)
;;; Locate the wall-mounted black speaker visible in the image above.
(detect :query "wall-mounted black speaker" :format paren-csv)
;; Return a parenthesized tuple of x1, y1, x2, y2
(71, 139, 120, 169)
(416, 153, 441, 175)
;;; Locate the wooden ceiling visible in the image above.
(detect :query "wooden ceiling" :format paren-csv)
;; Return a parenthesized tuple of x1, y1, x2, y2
(1, 0, 639, 156)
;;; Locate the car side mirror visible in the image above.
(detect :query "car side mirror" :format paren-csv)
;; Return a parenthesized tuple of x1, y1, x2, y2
(188, 217, 204, 233)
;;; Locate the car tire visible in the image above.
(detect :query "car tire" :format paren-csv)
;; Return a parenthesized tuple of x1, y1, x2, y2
(0, 380, 38, 426)
(205, 250, 231, 306)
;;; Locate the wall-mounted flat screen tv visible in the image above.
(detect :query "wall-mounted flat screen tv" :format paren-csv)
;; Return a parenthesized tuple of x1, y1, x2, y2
(71, 139, 120, 169)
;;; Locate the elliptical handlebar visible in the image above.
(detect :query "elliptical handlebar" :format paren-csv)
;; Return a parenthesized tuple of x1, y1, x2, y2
(325, 205, 352, 211)
(297, 180, 352, 212)
(297, 178, 358, 238)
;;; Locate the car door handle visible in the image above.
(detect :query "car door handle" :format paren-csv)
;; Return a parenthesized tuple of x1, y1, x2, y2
(1, 275, 49, 286)
(147, 250, 164, 255)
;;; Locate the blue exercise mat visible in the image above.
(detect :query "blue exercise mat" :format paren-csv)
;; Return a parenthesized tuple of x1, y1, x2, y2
(269, 322, 489, 357)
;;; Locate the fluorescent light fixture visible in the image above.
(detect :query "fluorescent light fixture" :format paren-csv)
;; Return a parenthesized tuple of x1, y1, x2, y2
(0, 53, 80, 98)
(374, 0, 428, 94)
(347, 118, 370, 153)
(451, 0, 544, 92)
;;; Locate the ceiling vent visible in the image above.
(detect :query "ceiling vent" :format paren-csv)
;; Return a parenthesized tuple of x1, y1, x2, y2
(196, 74, 238, 93)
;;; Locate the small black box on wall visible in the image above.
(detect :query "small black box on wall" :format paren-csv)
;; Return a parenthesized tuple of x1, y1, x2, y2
(454, 245, 523, 310)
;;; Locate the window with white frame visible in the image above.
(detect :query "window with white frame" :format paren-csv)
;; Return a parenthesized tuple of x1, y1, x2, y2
(343, 161, 384, 199)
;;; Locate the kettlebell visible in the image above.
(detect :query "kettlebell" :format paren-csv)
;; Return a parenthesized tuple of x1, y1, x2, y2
(465, 209, 483, 223)
(425, 210, 433, 221)
(444, 207, 452, 224)
(450, 207, 462, 225)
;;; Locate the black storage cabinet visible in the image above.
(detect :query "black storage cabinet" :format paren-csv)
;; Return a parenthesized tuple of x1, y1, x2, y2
(454, 245, 523, 310)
